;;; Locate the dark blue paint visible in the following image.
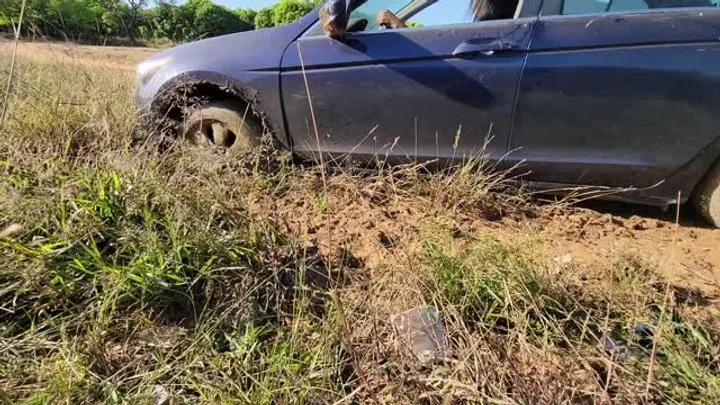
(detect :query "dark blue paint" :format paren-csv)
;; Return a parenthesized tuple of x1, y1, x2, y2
(280, 19, 533, 165)
(136, 13, 318, 146)
(511, 8, 720, 203)
(136, 3, 720, 207)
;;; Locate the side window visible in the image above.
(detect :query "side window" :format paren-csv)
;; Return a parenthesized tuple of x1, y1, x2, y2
(349, 0, 480, 31)
(306, 0, 521, 36)
(346, 0, 413, 32)
(403, 0, 477, 27)
(561, 0, 718, 15)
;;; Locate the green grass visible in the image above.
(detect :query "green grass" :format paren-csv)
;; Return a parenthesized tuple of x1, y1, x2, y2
(1, 53, 719, 404)
(414, 231, 720, 403)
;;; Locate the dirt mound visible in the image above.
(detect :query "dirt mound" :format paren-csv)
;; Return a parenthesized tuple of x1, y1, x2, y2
(251, 175, 720, 304)
(525, 203, 720, 300)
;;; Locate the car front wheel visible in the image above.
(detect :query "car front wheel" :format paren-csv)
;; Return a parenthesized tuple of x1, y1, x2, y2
(693, 161, 720, 227)
(182, 101, 263, 152)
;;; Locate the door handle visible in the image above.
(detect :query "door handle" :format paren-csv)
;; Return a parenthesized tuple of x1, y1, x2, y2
(452, 39, 519, 58)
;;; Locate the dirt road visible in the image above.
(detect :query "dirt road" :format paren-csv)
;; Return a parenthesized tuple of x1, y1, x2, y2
(0, 39, 155, 70)
(534, 202, 719, 296)
(258, 181, 720, 305)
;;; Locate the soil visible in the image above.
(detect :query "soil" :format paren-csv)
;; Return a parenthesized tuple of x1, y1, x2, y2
(253, 179, 720, 305)
(0, 39, 155, 70)
(534, 201, 720, 299)
(5, 41, 717, 304)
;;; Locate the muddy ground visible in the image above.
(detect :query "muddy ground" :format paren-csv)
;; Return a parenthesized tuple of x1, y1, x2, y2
(253, 178, 720, 305)
(5, 39, 719, 306)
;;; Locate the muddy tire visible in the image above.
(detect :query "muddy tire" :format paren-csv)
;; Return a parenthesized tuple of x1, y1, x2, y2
(182, 101, 263, 152)
(693, 161, 720, 228)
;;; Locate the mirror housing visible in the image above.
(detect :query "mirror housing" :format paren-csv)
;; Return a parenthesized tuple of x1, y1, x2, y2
(320, 0, 349, 38)
(320, 0, 365, 38)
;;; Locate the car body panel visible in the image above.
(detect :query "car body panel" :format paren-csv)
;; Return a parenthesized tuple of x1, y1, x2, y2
(136, 12, 320, 147)
(509, 8, 720, 202)
(530, 7, 720, 50)
(135, 2, 720, 208)
(280, 18, 535, 166)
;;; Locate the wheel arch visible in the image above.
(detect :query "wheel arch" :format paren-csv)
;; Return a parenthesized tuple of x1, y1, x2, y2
(148, 71, 290, 149)
(686, 136, 720, 202)
(691, 156, 720, 227)
(636, 134, 720, 206)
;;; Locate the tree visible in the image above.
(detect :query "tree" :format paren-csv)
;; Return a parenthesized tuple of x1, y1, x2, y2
(0, 0, 51, 37)
(271, 0, 313, 26)
(0, 0, 319, 45)
(45, 0, 106, 40)
(234, 8, 256, 29)
(99, 0, 147, 44)
(123, 0, 147, 44)
(151, 0, 194, 43)
(254, 7, 273, 29)
(192, 0, 251, 39)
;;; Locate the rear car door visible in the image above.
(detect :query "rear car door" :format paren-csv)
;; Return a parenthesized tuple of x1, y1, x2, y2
(509, 0, 720, 203)
(280, 0, 539, 167)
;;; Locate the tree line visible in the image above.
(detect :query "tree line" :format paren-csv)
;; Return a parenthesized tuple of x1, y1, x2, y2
(0, 0, 322, 45)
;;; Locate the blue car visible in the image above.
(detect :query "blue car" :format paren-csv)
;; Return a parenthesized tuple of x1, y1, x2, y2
(135, 0, 720, 227)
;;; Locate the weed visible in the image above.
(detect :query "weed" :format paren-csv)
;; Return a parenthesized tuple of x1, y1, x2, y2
(2, 47, 719, 404)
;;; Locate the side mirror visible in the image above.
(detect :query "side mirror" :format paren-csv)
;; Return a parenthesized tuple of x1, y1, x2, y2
(320, 0, 350, 38)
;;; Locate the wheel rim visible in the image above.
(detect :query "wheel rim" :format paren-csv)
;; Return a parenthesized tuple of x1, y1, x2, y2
(189, 119, 238, 148)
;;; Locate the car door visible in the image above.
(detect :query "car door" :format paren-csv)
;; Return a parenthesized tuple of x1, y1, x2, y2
(509, 0, 720, 201)
(280, 0, 539, 167)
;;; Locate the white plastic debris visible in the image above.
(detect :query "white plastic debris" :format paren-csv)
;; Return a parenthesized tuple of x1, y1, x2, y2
(391, 306, 447, 365)
(152, 384, 170, 405)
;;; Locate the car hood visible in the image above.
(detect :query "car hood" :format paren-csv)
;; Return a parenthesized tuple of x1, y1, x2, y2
(146, 27, 297, 74)
(138, 12, 319, 77)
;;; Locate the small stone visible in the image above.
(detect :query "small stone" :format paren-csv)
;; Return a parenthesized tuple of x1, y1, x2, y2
(601, 333, 619, 353)
(378, 232, 395, 249)
(152, 385, 170, 405)
(632, 323, 654, 349)
(0, 223, 23, 239)
(614, 227, 633, 237)
(601, 332, 629, 361)
(553, 254, 573, 267)
(633, 220, 649, 230)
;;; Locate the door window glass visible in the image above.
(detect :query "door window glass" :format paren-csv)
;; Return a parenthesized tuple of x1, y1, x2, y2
(402, 0, 477, 27)
(307, 0, 520, 36)
(346, 0, 413, 32)
(349, 0, 483, 31)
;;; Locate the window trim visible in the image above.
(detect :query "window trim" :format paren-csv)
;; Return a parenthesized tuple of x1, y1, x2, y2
(541, 0, 719, 18)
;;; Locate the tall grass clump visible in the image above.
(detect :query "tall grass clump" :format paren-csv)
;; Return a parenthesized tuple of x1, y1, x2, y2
(0, 54, 355, 403)
(408, 234, 720, 403)
(325, 224, 720, 403)
(2, 49, 719, 404)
